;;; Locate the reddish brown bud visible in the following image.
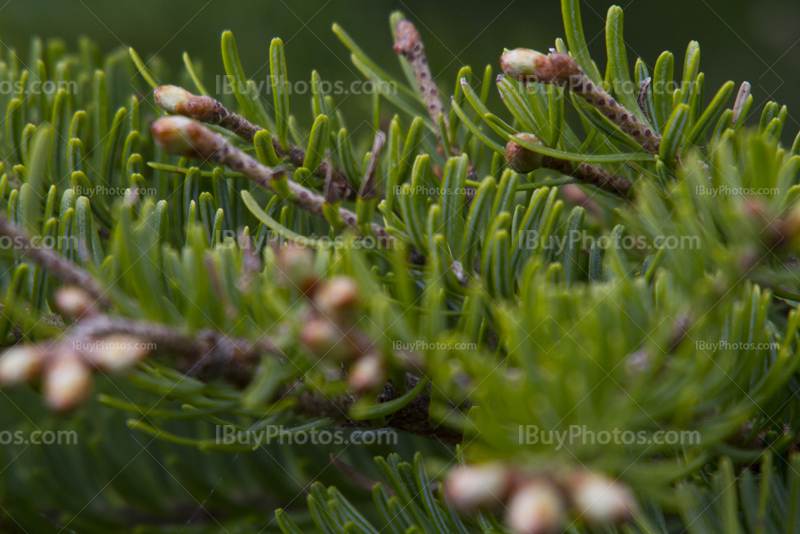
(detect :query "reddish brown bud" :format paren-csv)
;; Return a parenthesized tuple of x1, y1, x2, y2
(567, 472, 634, 525)
(44, 353, 92, 412)
(54, 286, 97, 318)
(500, 49, 581, 85)
(151, 116, 226, 161)
(299, 317, 358, 363)
(506, 481, 566, 534)
(505, 133, 546, 173)
(0, 346, 46, 385)
(155, 85, 222, 123)
(276, 244, 318, 294)
(349, 353, 386, 392)
(314, 277, 360, 324)
(445, 463, 514, 511)
(86, 335, 151, 372)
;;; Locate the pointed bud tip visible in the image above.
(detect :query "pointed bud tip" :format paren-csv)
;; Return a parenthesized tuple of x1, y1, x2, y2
(349, 353, 386, 392)
(499, 48, 547, 81)
(44, 354, 92, 412)
(507, 481, 566, 534)
(505, 133, 545, 174)
(54, 286, 96, 318)
(0, 346, 46, 386)
(151, 116, 222, 160)
(568, 473, 635, 525)
(314, 276, 360, 324)
(89, 335, 151, 372)
(154, 85, 194, 114)
(444, 463, 513, 511)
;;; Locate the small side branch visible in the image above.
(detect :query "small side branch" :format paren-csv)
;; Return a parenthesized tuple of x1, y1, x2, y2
(393, 20, 451, 152)
(501, 49, 661, 154)
(155, 86, 355, 197)
(0, 216, 111, 307)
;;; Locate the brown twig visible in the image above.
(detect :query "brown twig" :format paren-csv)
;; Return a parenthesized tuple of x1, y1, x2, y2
(152, 117, 394, 249)
(501, 49, 661, 154)
(393, 20, 449, 151)
(505, 133, 633, 197)
(0, 216, 111, 307)
(155, 86, 356, 198)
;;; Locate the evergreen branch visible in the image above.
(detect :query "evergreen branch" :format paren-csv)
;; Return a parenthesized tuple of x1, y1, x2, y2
(501, 49, 661, 153)
(506, 133, 633, 196)
(393, 19, 450, 152)
(151, 117, 393, 248)
(0, 216, 111, 307)
(154, 85, 356, 197)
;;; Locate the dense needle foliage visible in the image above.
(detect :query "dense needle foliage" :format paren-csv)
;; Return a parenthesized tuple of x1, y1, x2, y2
(1, 1, 800, 533)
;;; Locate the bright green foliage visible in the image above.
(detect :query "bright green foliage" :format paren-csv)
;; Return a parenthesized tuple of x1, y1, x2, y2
(1, 1, 800, 533)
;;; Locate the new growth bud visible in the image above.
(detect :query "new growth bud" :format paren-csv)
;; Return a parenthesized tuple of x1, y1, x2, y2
(314, 277, 360, 325)
(154, 85, 195, 115)
(500, 49, 581, 85)
(54, 286, 97, 318)
(505, 133, 545, 173)
(44, 353, 92, 412)
(444, 463, 514, 511)
(276, 244, 318, 294)
(349, 353, 386, 392)
(300, 317, 357, 363)
(0, 346, 46, 385)
(151, 116, 226, 161)
(87, 335, 150, 372)
(567, 472, 634, 525)
(506, 481, 566, 534)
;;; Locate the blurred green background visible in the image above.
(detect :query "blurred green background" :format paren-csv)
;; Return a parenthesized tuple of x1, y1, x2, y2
(3, 0, 799, 135)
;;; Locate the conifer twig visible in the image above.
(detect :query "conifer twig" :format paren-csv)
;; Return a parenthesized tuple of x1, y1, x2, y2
(393, 20, 449, 151)
(155, 86, 355, 197)
(151, 117, 393, 248)
(0, 216, 111, 307)
(505, 133, 633, 197)
(501, 49, 661, 154)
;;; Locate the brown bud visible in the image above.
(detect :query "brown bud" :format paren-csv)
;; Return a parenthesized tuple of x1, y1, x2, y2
(445, 463, 514, 511)
(54, 286, 97, 318)
(506, 133, 545, 173)
(506, 481, 566, 534)
(567, 472, 634, 525)
(500, 49, 581, 85)
(151, 116, 226, 160)
(44, 353, 92, 412)
(299, 317, 357, 362)
(154, 85, 195, 114)
(314, 277, 360, 324)
(276, 244, 317, 294)
(155, 85, 221, 123)
(0, 346, 46, 385)
(86, 335, 150, 372)
(500, 48, 549, 81)
(349, 353, 386, 392)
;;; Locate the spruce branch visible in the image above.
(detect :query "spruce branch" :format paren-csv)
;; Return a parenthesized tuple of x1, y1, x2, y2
(505, 133, 633, 196)
(154, 85, 355, 197)
(501, 49, 661, 153)
(393, 20, 450, 151)
(0, 216, 111, 307)
(151, 116, 394, 248)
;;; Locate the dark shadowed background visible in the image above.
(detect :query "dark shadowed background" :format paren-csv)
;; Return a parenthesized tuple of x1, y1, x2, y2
(4, 0, 799, 137)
